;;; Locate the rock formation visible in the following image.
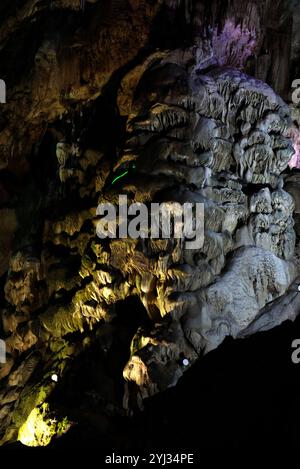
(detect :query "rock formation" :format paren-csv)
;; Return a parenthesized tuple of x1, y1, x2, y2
(0, 0, 299, 448)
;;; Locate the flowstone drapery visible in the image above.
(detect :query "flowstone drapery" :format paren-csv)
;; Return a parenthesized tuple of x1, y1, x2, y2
(0, 0, 299, 447)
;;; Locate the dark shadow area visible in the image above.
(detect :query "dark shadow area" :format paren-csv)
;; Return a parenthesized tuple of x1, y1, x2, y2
(6, 312, 299, 453)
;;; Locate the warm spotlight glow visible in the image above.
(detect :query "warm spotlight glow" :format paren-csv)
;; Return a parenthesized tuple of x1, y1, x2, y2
(18, 403, 70, 447)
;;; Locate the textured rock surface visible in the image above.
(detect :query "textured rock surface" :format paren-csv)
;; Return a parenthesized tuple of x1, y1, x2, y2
(116, 56, 298, 402)
(0, 0, 299, 447)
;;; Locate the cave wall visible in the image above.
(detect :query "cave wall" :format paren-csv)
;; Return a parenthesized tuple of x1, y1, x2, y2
(0, 0, 299, 448)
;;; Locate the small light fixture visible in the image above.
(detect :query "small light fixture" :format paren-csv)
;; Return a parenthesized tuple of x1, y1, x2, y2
(51, 374, 58, 382)
(182, 358, 189, 367)
(298, 285, 300, 292)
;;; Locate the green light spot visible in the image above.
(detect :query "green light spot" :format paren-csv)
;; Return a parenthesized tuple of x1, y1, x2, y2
(111, 170, 129, 186)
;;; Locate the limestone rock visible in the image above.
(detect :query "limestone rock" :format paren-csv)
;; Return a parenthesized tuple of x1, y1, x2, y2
(0, 0, 299, 446)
